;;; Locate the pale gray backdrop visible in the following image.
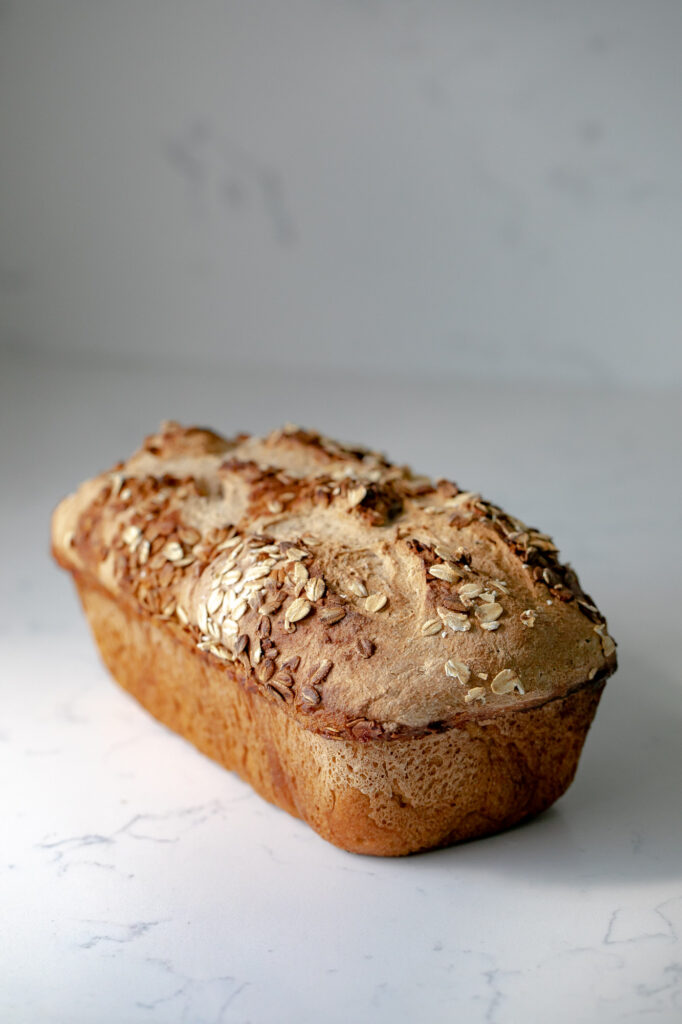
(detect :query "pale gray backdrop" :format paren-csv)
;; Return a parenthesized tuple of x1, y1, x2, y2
(1, 0, 681, 387)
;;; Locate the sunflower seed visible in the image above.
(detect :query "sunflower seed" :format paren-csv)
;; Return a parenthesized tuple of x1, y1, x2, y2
(319, 606, 346, 625)
(257, 659, 276, 683)
(309, 659, 333, 686)
(356, 638, 375, 659)
(234, 634, 249, 655)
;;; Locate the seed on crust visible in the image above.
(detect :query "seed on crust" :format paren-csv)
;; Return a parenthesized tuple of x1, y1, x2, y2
(300, 686, 321, 706)
(476, 603, 503, 623)
(176, 605, 189, 625)
(434, 545, 455, 561)
(464, 686, 486, 704)
(273, 669, 294, 688)
(594, 624, 616, 657)
(319, 606, 346, 625)
(347, 485, 367, 507)
(285, 597, 312, 623)
(122, 524, 141, 547)
(437, 607, 471, 632)
(421, 618, 442, 636)
(257, 658, 276, 683)
(244, 563, 272, 582)
(444, 659, 471, 685)
(458, 582, 483, 602)
(480, 621, 500, 631)
(520, 609, 536, 627)
(232, 599, 248, 621)
(445, 491, 480, 509)
(163, 540, 184, 562)
(221, 568, 242, 586)
(267, 680, 293, 702)
(257, 615, 272, 637)
(356, 638, 375, 659)
(491, 669, 524, 695)
(207, 589, 223, 616)
(305, 577, 326, 602)
(234, 634, 249, 655)
(221, 618, 239, 637)
(209, 644, 231, 661)
(309, 659, 333, 686)
(347, 579, 368, 598)
(284, 547, 308, 561)
(291, 562, 309, 585)
(428, 564, 459, 583)
(365, 593, 387, 613)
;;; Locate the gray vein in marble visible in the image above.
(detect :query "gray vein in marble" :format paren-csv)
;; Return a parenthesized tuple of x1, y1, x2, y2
(78, 919, 164, 950)
(138, 957, 249, 1024)
(604, 898, 682, 947)
(37, 801, 228, 874)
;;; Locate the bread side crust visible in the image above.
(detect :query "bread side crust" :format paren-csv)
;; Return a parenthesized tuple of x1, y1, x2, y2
(74, 573, 605, 856)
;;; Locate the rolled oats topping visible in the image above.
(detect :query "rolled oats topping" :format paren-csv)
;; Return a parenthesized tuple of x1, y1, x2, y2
(52, 421, 616, 741)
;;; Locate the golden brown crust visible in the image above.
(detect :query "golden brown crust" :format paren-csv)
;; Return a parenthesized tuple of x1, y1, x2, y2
(52, 422, 616, 854)
(74, 574, 606, 856)
(51, 421, 616, 741)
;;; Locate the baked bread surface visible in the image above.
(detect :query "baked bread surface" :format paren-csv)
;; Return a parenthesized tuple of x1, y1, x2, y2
(52, 422, 616, 854)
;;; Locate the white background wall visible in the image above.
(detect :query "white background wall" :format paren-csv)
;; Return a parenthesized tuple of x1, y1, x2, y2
(1, 0, 681, 389)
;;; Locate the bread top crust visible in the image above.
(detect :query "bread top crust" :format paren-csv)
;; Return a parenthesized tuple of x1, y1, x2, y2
(52, 422, 617, 739)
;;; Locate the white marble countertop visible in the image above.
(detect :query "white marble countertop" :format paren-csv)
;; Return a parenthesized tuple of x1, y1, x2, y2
(2, 352, 681, 1023)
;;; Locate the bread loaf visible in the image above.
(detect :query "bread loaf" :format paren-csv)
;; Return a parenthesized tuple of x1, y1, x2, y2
(51, 422, 617, 855)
